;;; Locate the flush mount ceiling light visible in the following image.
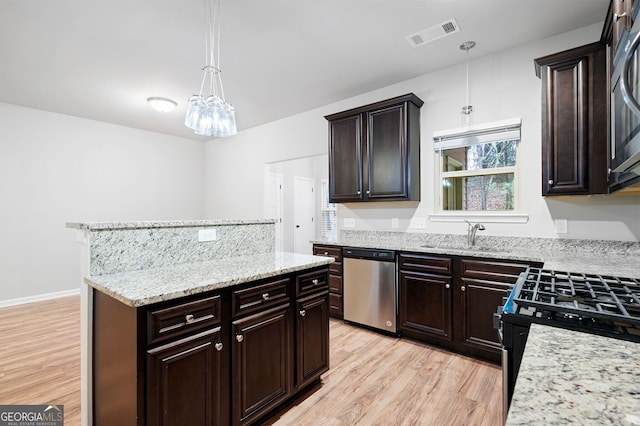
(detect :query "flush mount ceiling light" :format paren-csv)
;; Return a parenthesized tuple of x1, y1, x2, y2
(147, 97, 177, 113)
(184, 0, 237, 137)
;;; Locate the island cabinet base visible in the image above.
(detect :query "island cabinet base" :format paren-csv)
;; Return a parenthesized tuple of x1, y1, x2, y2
(92, 267, 329, 426)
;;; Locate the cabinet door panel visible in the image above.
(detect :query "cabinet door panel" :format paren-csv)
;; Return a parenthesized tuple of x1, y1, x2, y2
(329, 115, 363, 201)
(147, 328, 226, 426)
(367, 104, 408, 198)
(296, 292, 330, 388)
(543, 57, 588, 194)
(398, 272, 452, 341)
(232, 304, 292, 425)
(460, 278, 510, 353)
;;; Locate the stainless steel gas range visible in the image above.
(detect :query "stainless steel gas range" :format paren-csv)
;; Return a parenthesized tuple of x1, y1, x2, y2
(494, 267, 640, 417)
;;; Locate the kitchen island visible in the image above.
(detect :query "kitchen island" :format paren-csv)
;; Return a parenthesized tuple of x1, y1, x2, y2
(68, 220, 334, 426)
(506, 323, 640, 425)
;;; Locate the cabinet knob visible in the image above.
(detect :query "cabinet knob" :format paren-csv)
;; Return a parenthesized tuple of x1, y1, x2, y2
(215, 342, 223, 351)
(185, 314, 195, 324)
(366, 190, 370, 195)
(357, 191, 361, 195)
(262, 293, 270, 301)
(461, 286, 466, 292)
(236, 335, 244, 343)
(323, 251, 329, 255)
(445, 284, 450, 289)
(548, 179, 554, 185)
(300, 310, 306, 317)
(312, 278, 319, 285)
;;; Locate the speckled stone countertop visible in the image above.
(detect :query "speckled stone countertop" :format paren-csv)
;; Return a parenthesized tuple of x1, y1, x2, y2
(67, 219, 275, 231)
(314, 231, 640, 279)
(506, 324, 640, 425)
(85, 252, 334, 307)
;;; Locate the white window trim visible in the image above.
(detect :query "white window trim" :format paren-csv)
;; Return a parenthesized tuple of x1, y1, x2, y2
(432, 117, 528, 222)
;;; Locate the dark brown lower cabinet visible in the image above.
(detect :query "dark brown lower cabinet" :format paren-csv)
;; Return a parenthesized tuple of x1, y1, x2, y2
(92, 267, 329, 426)
(398, 271, 452, 342)
(147, 327, 228, 426)
(232, 303, 293, 425)
(398, 252, 541, 362)
(296, 291, 330, 388)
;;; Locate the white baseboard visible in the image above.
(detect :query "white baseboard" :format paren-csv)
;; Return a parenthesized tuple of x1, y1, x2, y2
(0, 288, 81, 309)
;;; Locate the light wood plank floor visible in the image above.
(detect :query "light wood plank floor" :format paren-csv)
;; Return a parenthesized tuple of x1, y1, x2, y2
(0, 296, 502, 426)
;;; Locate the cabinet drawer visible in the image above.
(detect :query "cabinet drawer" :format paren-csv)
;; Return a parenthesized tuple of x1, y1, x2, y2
(147, 295, 221, 345)
(398, 252, 452, 275)
(313, 245, 343, 261)
(296, 268, 329, 297)
(329, 261, 342, 275)
(232, 277, 291, 318)
(329, 293, 343, 317)
(329, 274, 343, 294)
(460, 259, 532, 284)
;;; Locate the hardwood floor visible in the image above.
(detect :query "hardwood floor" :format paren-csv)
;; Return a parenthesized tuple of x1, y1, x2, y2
(0, 296, 502, 426)
(0, 296, 81, 425)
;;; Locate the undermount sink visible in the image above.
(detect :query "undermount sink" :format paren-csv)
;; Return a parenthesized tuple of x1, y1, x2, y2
(421, 244, 503, 252)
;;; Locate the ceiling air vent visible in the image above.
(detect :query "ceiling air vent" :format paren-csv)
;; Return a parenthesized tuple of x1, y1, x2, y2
(406, 18, 460, 47)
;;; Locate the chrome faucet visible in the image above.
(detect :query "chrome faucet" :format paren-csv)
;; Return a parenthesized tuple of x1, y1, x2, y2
(465, 220, 485, 247)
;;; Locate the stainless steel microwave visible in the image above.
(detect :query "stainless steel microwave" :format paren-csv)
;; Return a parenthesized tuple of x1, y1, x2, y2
(611, 8, 640, 181)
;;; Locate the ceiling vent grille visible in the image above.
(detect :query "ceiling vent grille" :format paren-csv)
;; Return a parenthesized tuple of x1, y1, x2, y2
(406, 18, 460, 47)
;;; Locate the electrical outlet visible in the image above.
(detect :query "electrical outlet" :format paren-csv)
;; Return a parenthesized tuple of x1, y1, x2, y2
(554, 219, 568, 234)
(409, 217, 426, 229)
(343, 218, 356, 228)
(391, 218, 399, 229)
(198, 228, 217, 242)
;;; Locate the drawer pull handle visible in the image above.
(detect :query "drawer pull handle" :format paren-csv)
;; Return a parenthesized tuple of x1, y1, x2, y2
(312, 278, 319, 285)
(262, 293, 270, 301)
(185, 314, 195, 324)
(236, 335, 244, 343)
(300, 310, 306, 317)
(215, 342, 223, 351)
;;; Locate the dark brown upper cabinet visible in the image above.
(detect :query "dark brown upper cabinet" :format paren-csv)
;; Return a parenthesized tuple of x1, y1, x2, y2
(534, 42, 608, 196)
(325, 93, 423, 202)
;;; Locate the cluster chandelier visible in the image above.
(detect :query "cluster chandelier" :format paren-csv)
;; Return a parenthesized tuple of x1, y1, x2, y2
(185, 0, 237, 137)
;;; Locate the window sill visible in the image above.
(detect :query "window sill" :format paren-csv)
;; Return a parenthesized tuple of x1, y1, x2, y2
(428, 213, 529, 224)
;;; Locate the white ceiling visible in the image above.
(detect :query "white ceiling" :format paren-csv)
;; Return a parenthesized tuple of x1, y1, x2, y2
(0, 0, 609, 141)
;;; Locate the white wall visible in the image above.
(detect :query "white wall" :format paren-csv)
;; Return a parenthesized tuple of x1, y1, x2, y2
(0, 103, 205, 302)
(204, 23, 640, 242)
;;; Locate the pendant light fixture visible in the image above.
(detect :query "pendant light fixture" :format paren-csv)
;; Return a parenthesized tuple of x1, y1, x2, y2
(460, 40, 475, 127)
(185, 0, 237, 137)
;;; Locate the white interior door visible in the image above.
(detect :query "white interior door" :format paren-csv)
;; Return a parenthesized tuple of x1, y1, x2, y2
(293, 176, 315, 254)
(264, 172, 284, 252)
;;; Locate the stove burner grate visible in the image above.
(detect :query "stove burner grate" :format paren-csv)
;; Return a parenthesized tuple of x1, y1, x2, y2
(513, 268, 640, 325)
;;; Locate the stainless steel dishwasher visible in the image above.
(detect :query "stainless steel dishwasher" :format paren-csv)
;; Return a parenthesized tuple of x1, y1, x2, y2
(342, 247, 397, 334)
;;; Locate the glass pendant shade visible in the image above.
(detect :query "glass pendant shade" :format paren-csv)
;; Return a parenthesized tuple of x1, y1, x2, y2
(185, 0, 237, 137)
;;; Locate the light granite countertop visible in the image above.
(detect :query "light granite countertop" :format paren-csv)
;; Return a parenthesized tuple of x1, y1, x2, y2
(314, 233, 640, 279)
(506, 324, 640, 425)
(85, 251, 334, 307)
(67, 219, 275, 231)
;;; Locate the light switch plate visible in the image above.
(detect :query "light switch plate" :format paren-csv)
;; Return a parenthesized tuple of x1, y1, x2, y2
(198, 229, 217, 241)
(343, 218, 356, 228)
(554, 219, 568, 234)
(409, 217, 426, 229)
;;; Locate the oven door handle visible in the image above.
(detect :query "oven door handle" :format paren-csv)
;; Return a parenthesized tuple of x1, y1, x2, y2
(621, 30, 640, 117)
